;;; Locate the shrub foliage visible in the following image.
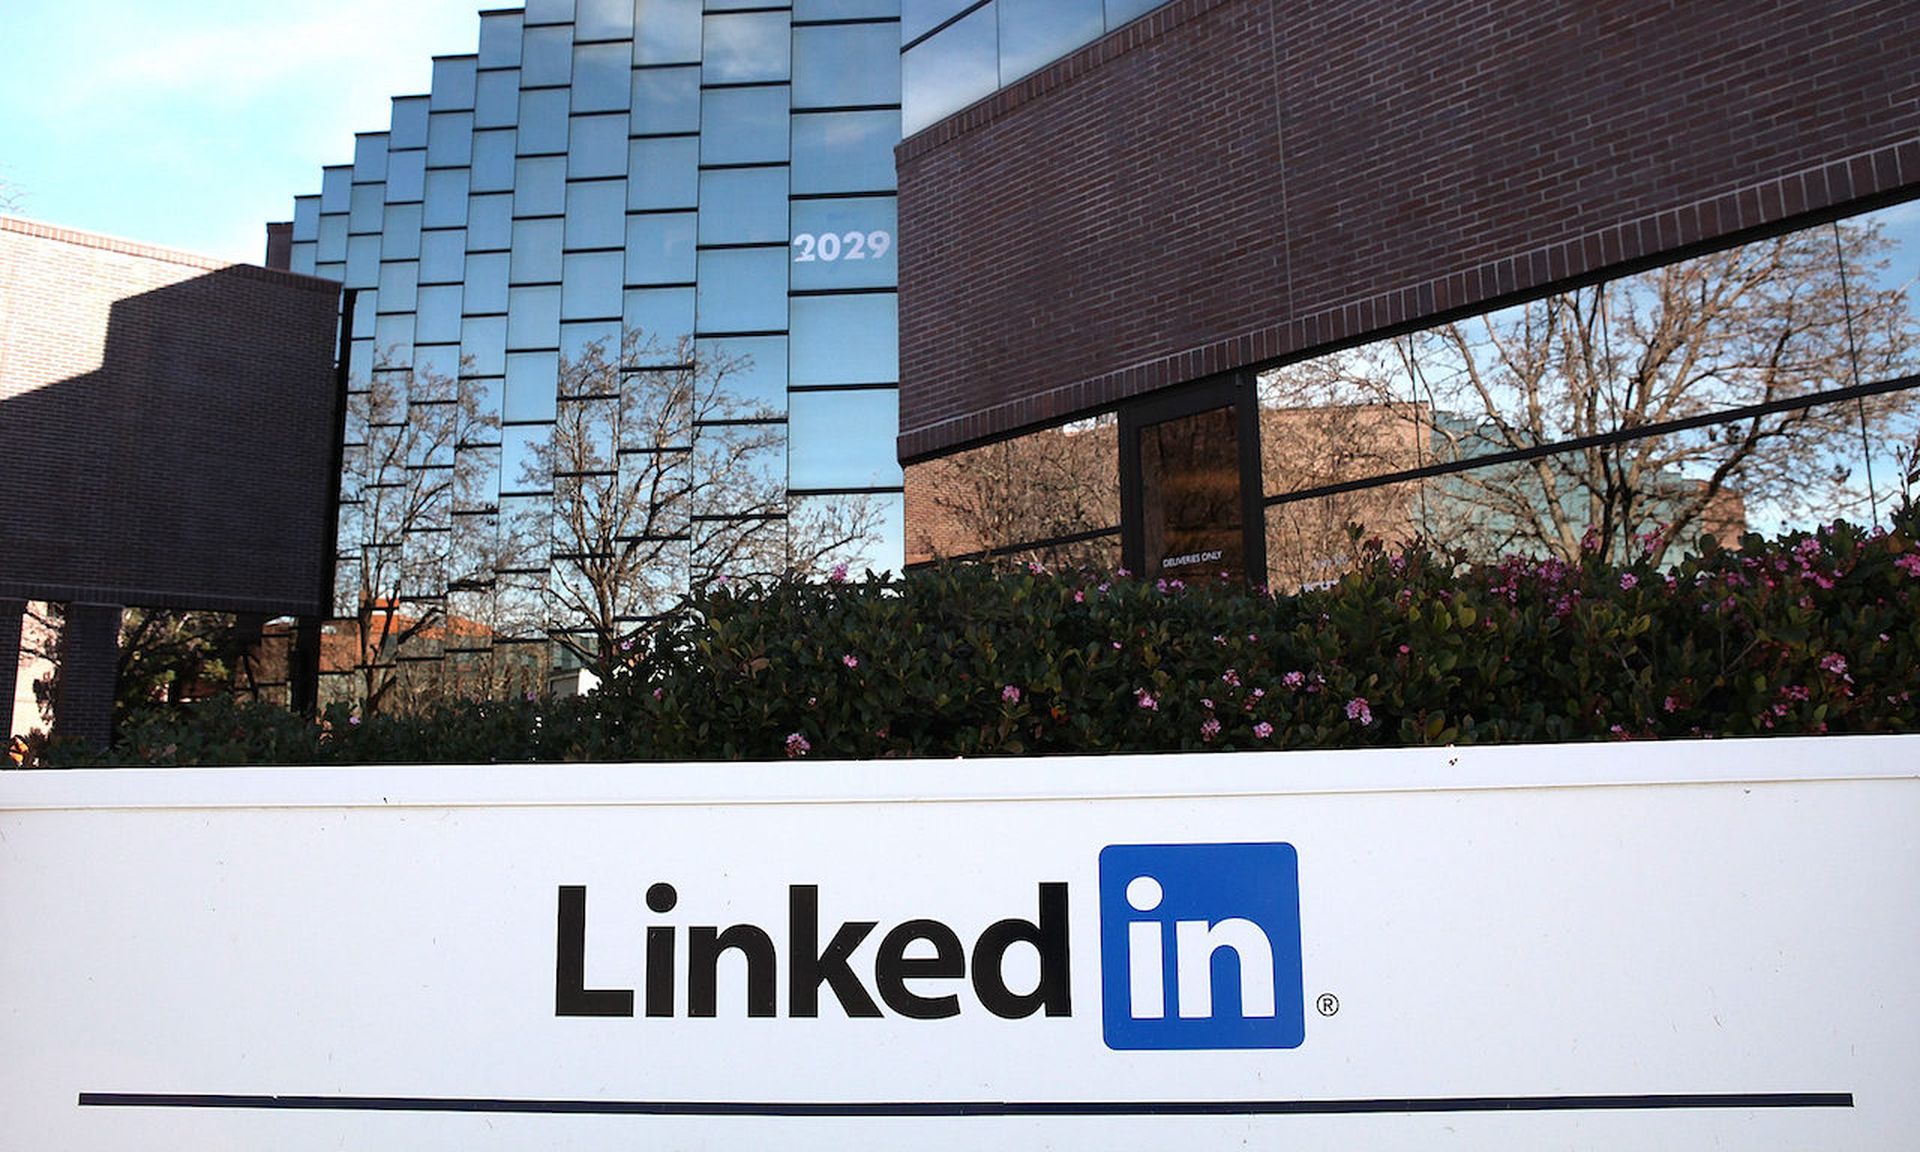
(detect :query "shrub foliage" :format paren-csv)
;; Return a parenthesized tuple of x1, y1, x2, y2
(42, 512, 1920, 767)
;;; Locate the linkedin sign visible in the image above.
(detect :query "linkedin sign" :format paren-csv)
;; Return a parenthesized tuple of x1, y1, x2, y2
(3, 737, 1918, 1150)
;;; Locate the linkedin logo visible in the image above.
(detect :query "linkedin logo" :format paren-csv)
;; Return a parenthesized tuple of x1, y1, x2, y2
(1098, 843, 1305, 1050)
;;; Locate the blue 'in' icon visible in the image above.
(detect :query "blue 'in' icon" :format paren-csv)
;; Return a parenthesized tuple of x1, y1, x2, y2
(1098, 843, 1305, 1050)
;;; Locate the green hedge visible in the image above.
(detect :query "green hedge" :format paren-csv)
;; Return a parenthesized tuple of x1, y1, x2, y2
(44, 511, 1920, 767)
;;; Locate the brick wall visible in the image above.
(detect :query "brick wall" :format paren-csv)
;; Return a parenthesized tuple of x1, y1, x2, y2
(896, 0, 1920, 459)
(0, 218, 342, 614)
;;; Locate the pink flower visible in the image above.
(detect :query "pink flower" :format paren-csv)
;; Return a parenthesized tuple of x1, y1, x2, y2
(1135, 689, 1159, 711)
(784, 732, 811, 757)
(1028, 561, 1046, 575)
(1397, 644, 1411, 655)
(1001, 685, 1022, 704)
(1073, 590, 1085, 603)
(842, 653, 859, 669)
(1345, 697, 1373, 725)
(829, 562, 849, 584)
(1200, 697, 1215, 710)
(1662, 695, 1678, 713)
(1896, 553, 1920, 577)
(1819, 653, 1848, 677)
(1282, 671, 1305, 690)
(1619, 573, 1639, 591)
(1253, 721, 1274, 739)
(1221, 668, 1241, 687)
(652, 687, 665, 701)
(1200, 717, 1221, 741)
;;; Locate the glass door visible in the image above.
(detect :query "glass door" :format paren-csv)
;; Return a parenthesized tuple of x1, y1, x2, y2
(1119, 373, 1265, 583)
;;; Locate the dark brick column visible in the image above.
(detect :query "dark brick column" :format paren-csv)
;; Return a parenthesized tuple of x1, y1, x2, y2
(55, 603, 122, 751)
(0, 598, 23, 738)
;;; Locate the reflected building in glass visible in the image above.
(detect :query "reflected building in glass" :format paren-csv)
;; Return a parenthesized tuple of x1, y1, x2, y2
(284, 0, 1183, 690)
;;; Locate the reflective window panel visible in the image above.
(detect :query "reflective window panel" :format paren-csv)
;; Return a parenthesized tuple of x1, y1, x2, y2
(700, 86, 790, 164)
(794, 23, 901, 108)
(901, 5, 997, 135)
(511, 217, 565, 283)
(697, 335, 788, 413)
(477, 10, 524, 67)
(385, 151, 426, 202)
(788, 389, 903, 489)
(431, 56, 479, 110)
(628, 137, 700, 209)
(475, 70, 522, 127)
(902, 0, 975, 43)
(698, 167, 790, 245)
(569, 112, 629, 178)
(792, 110, 898, 193)
(572, 42, 630, 113)
(626, 213, 697, 285)
(507, 285, 563, 349)
(704, 11, 792, 83)
(630, 66, 701, 134)
(790, 198, 897, 290)
(791, 492, 906, 577)
(575, 0, 634, 40)
(521, 25, 574, 87)
(635, 0, 702, 65)
(790, 293, 897, 384)
(513, 155, 569, 216)
(420, 229, 467, 283)
(624, 288, 697, 359)
(564, 179, 626, 248)
(696, 248, 789, 333)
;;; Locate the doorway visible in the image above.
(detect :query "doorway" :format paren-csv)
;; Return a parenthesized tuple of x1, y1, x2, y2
(1119, 373, 1266, 583)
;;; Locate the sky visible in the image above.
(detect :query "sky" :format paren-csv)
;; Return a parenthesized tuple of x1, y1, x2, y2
(0, 0, 487, 263)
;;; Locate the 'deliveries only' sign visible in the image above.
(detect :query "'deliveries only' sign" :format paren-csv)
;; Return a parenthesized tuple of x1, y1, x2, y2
(2, 735, 1917, 1150)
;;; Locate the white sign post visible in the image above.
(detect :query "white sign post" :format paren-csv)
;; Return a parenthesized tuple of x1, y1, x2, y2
(3, 735, 1917, 1150)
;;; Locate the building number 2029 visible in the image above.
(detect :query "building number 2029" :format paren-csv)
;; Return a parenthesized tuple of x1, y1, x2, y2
(793, 230, 893, 263)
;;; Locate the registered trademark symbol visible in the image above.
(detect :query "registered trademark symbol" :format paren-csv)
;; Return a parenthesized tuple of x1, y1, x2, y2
(1316, 993, 1340, 1017)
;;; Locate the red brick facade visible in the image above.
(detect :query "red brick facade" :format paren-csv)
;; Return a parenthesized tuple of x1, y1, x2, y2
(0, 217, 342, 615)
(896, 0, 1920, 459)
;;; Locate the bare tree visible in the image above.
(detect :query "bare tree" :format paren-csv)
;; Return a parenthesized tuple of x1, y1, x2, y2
(904, 416, 1122, 570)
(1256, 382, 1432, 589)
(1262, 218, 1919, 565)
(333, 354, 494, 713)
(0, 168, 22, 214)
(518, 330, 884, 680)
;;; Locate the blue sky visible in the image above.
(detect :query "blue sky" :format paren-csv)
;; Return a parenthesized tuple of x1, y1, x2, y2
(0, 1, 486, 262)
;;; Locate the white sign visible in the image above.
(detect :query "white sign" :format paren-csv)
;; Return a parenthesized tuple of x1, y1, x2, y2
(3, 736, 1918, 1150)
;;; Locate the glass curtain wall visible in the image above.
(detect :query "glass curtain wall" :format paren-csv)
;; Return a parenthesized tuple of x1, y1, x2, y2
(904, 201, 1920, 588)
(287, 0, 905, 703)
(900, 0, 1169, 134)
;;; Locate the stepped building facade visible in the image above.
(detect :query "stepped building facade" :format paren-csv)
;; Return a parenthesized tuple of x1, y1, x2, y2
(285, 0, 1164, 687)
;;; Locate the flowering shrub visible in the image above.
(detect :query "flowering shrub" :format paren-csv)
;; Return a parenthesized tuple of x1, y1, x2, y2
(47, 509, 1920, 766)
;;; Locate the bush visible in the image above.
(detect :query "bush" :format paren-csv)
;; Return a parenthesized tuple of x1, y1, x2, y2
(39, 513, 1920, 767)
